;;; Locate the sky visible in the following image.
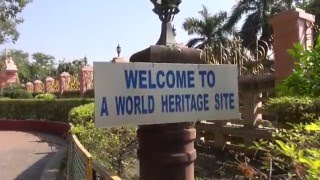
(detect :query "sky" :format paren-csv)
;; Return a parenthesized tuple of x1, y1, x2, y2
(5, 0, 237, 65)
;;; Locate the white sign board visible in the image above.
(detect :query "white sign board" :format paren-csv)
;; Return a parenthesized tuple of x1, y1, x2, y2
(94, 62, 239, 128)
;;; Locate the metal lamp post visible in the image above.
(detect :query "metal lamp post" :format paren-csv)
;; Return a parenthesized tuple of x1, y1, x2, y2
(130, 1, 205, 179)
(150, 0, 181, 45)
(116, 44, 121, 57)
(83, 55, 88, 66)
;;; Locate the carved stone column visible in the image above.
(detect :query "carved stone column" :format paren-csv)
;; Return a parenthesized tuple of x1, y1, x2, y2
(80, 66, 93, 97)
(59, 72, 70, 95)
(270, 8, 315, 85)
(45, 77, 54, 93)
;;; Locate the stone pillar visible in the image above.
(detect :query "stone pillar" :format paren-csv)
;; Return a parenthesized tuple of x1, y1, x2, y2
(270, 8, 315, 85)
(240, 91, 262, 128)
(131, 45, 205, 180)
(5, 72, 18, 85)
(45, 77, 54, 93)
(4, 55, 18, 85)
(80, 66, 93, 97)
(26, 82, 34, 92)
(59, 72, 70, 95)
(34, 80, 43, 93)
(238, 75, 275, 128)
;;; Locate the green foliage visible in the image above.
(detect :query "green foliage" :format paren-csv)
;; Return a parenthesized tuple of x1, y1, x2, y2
(31, 92, 59, 98)
(10, 89, 32, 99)
(31, 52, 55, 68)
(56, 58, 87, 76)
(266, 96, 320, 124)
(2, 83, 24, 92)
(0, 98, 93, 121)
(69, 102, 137, 178)
(34, 93, 56, 100)
(252, 120, 320, 179)
(71, 123, 137, 178)
(68, 103, 94, 124)
(0, 0, 32, 44)
(224, 0, 292, 48)
(0, 49, 60, 82)
(0, 49, 89, 83)
(29, 52, 56, 81)
(183, 6, 231, 48)
(278, 36, 320, 96)
(2, 85, 32, 99)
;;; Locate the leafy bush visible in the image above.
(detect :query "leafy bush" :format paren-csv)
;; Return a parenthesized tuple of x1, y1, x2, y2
(68, 103, 94, 124)
(0, 98, 93, 121)
(251, 120, 320, 179)
(71, 123, 137, 179)
(2, 83, 24, 91)
(4, 89, 33, 99)
(2, 84, 24, 97)
(266, 96, 320, 124)
(32, 92, 60, 98)
(69, 103, 138, 179)
(35, 93, 56, 100)
(277, 36, 320, 96)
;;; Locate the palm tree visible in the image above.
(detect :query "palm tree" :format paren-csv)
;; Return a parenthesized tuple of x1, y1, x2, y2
(182, 6, 232, 49)
(224, 0, 294, 49)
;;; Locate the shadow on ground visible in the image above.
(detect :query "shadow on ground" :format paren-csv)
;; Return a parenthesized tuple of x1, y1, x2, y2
(14, 153, 52, 180)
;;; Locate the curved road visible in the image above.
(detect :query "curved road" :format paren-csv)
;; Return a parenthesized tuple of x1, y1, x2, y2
(0, 131, 66, 180)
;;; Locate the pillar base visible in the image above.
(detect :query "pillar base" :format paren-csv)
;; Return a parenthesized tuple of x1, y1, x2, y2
(137, 123, 196, 180)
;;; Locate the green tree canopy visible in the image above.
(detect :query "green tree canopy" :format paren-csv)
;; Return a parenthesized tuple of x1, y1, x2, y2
(31, 52, 55, 68)
(0, 0, 32, 44)
(224, 0, 293, 48)
(56, 57, 88, 76)
(182, 6, 232, 48)
(30, 52, 56, 80)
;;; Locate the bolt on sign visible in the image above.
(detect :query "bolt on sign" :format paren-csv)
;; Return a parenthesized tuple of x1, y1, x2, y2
(94, 62, 239, 128)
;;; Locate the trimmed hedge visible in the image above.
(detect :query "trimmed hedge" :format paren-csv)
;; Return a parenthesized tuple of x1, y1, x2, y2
(266, 96, 320, 124)
(0, 98, 94, 121)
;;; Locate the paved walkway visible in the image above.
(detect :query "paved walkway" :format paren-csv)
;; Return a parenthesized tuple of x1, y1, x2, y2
(0, 131, 66, 180)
